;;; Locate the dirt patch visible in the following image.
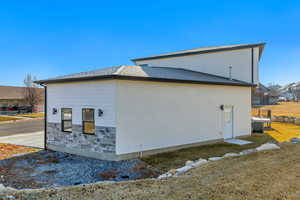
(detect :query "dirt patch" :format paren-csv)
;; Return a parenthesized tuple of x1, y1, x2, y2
(2, 143, 300, 200)
(97, 169, 117, 180)
(132, 161, 160, 179)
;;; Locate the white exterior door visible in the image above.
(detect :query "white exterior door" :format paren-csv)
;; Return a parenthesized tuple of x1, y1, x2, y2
(223, 106, 234, 139)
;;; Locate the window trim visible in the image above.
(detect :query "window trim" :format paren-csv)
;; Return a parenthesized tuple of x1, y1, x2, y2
(82, 108, 95, 135)
(61, 108, 72, 133)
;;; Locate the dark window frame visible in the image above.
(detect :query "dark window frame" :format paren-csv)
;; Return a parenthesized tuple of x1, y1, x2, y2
(82, 108, 95, 135)
(61, 108, 72, 133)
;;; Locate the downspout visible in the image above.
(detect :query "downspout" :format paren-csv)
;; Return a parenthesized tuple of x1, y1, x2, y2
(42, 84, 47, 150)
(251, 48, 254, 106)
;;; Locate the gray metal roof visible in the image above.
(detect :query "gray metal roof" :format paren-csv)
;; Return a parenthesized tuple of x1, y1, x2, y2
(132, 43, 265, 62)
(36, 65, 254, 87)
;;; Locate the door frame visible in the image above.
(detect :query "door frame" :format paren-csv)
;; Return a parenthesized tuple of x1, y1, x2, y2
(223, 105, 234, 139)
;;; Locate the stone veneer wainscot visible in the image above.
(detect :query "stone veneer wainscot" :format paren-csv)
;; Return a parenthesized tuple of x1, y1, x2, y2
(47, 122, 116, 154)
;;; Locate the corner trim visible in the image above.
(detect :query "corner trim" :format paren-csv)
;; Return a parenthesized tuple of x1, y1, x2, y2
(251, 48, 254, 83)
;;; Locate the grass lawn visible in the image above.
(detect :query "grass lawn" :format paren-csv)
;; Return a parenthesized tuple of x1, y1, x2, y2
(17, 112, 44, 118)
(0, 143, 40, 160)
(254, 102, 300, 118)
(142, 133, 273, 172)
(0, 116, 22, 122)
(265, 122, 300, 142)
(5, 143, 300, 200)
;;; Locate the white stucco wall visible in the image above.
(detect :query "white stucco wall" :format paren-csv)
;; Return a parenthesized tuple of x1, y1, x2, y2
(135, 48, 260, 84)
(115, 80, 251, 155)
(253, 47, 260, 84)
(46, 80, 116, 127)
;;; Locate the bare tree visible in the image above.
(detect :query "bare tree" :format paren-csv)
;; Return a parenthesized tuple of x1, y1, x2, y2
(23, 74, 42, 112)
(267, 83, 281, 92)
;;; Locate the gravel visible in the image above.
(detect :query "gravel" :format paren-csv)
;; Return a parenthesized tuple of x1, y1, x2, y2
(0, 150, 159, 189)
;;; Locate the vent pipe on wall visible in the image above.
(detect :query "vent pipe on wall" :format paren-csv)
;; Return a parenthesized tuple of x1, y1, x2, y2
(229, 66, 233, 80)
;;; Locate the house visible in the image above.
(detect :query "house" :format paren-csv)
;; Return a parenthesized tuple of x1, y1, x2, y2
(278, 82, 300, 101)
(252, 83, 279, 105)
(0, 85, 44, 114)
(252, 83, 270, 105)
(36, 42, 265, 161)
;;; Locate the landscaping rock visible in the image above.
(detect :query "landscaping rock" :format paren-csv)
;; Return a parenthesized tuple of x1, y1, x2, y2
(176, 166, 193, 174)
(157, 174, 168, 179)
(208, 157, 223, 161)
(256, 143, 280, 151)
(192, 159, 208, 167)
(0, 184, 16, 194)
(223, 153, 239, 158)
(185, 160, 194, 166)
(0, 151, 159, 189)
(239, 148, 256, 155)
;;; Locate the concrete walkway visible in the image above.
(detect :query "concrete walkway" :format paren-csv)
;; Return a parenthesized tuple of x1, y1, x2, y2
(0, 131, 44, 148)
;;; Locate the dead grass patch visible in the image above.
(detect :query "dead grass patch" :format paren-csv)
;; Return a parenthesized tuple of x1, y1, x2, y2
(253, 102, 300, 118)
(142, 134, 273, 172)
(0, 116, 22, 122)
(17, 113, 44, 118)
(4, 143, 300, 200)
(0, 143, 40, 160)
(265, 122, 300, 142)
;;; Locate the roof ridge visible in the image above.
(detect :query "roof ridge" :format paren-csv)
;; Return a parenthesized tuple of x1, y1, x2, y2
(35, 64, 254, 87)
(113, 65, 127, 75)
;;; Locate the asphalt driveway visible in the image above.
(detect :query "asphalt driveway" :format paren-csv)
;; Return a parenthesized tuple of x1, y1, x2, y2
(0, 119, 43, 137)
(0, 119, 44, 148)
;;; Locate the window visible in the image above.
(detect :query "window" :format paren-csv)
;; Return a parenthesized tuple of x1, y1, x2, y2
(82, 108, 95, 134)
(61, 108, 72, 132)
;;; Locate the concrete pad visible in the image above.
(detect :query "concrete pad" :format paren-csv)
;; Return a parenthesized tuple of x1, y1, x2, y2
(0, 131, 44, 148)
(224, 138, 252, 146)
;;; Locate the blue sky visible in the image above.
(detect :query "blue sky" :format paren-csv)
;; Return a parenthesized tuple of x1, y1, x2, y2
(0, 0, 299, 86)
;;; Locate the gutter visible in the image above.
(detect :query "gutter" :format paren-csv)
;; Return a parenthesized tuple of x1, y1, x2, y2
(35, 75, 255, 87)
(41, 84, 47, 150)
